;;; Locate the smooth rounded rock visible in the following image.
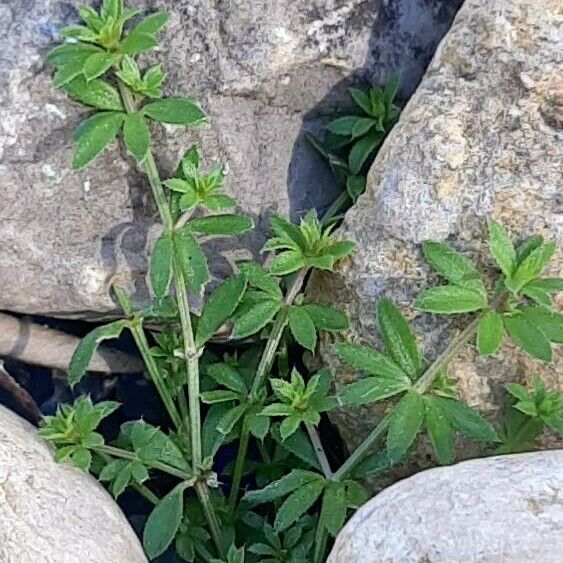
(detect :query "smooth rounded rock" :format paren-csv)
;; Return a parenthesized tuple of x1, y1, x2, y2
(0, 405, 147, 563)
(329, 451, 563, 563)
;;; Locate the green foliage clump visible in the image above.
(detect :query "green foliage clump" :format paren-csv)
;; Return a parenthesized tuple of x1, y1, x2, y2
(40, 2, 563, 562)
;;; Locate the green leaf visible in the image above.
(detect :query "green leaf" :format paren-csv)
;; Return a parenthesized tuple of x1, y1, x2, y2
(72, 111, 124, 170)
(46, 43, 102, 67)
(477, 310, 504, 356)
(274, 480, 325, 532)
(334, 342, 409, 381)
(120, 31, 158, 55)
(150, 232, 172, 298)
(280, 414, 303, 441)
(349, 131, 382, 174)
(270, 215, 307, 249)
(421, 242, 484, 291)
(188, 215, 253, 237)
(202, 404, 231, 459)
(487, 218, 516, 278)
(143, 483, 184, 559)
(346, 175, 366, 201)
(243, 469, 322, 505)
(207, 363, 247, 394)
(288, 307, 317, 352)
(506, 242, 556, 293)
(123, 113, 150, 161)
(131, 11, 170, 35)
(352, 117, 377, 138)
(327, 116, 358, 136)
(521, 284, 553, 308)
(424, 396, 455, 464)
(386, 391, 425, 464)
(68, 320, 128, 386)
(233, 298, 281, 339)
(377, 299, 421, 379)
(301, 304, 348, 331)
(248, 414, 270, 440)
(270, 250, 306, 276)
(83, 52, 117, 81)
(53, 58, 87, 88)
(525, 278, 563, 293)
(515, 235, 544, 265)
(144, 98, 206, 125)
(195, 274, 247, 347)
(173, 228, 209, 295)
(431, 396, 498, 442)
(521, 307, 563, 343)
(200, 389, 240, 404)
(217, 404, 248, 435)
(415, 285, 487, 314)
(64, 76, 123, 111)
(349, 88, 372, 114)
(321, 482, 348, 536)
(237, 261, 282, 298)
(339, 377, 410, 406)
(504, 312, 553, 362)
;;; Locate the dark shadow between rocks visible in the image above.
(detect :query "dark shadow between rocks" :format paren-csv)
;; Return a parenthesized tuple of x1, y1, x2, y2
(286, 0, 464, 221)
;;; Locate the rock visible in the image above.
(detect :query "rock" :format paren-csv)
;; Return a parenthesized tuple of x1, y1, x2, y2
(0, 0, 462, 317)
(0, 404, 147, 563)
(310, 0, 563, 470)
(328, 451, 563, 563)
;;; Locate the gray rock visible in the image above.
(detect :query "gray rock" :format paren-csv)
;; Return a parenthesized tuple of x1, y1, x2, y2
(0, 404, 147, 563)
(0, 0, 461, 317)
(328, 451, 563, 563)
(309, 0, 562, 470)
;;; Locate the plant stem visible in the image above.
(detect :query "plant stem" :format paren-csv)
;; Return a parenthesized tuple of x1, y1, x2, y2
(334, 312, 484, 481)
(313, 513, 330, 563)
(305, 422, 333, 478)
(129, 321, 183, 429)
(117, 79, 225, 558)
(132, 482, 159, 505)
(228, 268, 308, 510)
(228, 416, 250, 510)
(96, 445, 192, 480)
(321, 191, 350, 225)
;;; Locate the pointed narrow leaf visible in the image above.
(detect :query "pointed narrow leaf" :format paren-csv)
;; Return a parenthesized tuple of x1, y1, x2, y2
(506, 242, 556, 293)
(150, 232, 173, 298)
(195, 274, 247, 347)
(431, 396, 499, 442)
(273, 427, 320, 469)
(339, 377, 410, 406)
(131, 11, 170, 35)
(349, 88, 372, 114)
(387, 391, 424, 464)
(274, 479, 325, 532)
(301, 304, 348, 331)
(64, 76, 123, 111)
(327, 116, 359, 136)
(415, 285, 487, 314)
(243, 469, 322, 505)
(270, 215, 307, 248)
(72, 111, 124, 170)
(233, 298, 281, 339)
(321, 482, 348, 536)
(521, 307, 563, 343)
(188, 215, 253, 237)
(123, 113, 150, 161)
(173, 228, 209, 294)
(83, 52, 117, 80)
(237, 261, 282, 298)
(207, 363, 247, 394)
(120, 31, 158, 55)
(270, 250, 305, 276)
(477, 310, 504, 356)
(68, 320, 128, 386)
(335, 342, 409, 381)
(217, 403, 247, 435)
(424, 397, 455, 464)
(487, 218, 516, 278)
(143, 483, 184, 559)
(504, 313, 553, 362)
(288, 307, 317, 351)
(144, 98, 206, 125)
(349, 131, 382, 174)
(377, 299, 421, 379)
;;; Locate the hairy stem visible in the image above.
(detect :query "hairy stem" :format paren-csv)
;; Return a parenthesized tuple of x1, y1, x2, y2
(117, 79, 225, 558)
(195, 482, 224, 556)
(305, 422, 333, 478)
(96, 445, 192, 480)
(313, 513, 330, 563)
(228, 416, 250, 510)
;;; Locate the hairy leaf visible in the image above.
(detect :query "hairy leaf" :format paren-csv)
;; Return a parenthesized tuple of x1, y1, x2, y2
(504, 312, 553, 362)
(288, 307, 317, 351)
(274, 479, 325, 532)
(123, 113, 150, 161)
(144, 98, 206, 125)
(335, 342, 409, 381)
(150, 232, 173, 298)
(487, 218, 516, 279)
(415, 285, 487, 314)
(477, 310, 504, 356)
(386, 391, 425, 464)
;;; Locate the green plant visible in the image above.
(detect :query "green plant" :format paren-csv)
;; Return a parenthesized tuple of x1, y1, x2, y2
(306, 77, 400, 213)
(41, 3, 563, 563)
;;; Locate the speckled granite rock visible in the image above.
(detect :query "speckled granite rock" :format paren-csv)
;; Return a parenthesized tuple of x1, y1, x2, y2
(310, 0, 562, 468)
(328, 451, 563, 563)
(0, 405, 147, 563)
(0, 0, 461, 317)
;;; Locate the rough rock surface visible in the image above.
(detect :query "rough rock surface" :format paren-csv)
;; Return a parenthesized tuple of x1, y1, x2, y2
(328, 451, 563, 563)
(310, 0, 563, 469)
(0, 404, 147, 563)
(0, 0, 462, 317)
